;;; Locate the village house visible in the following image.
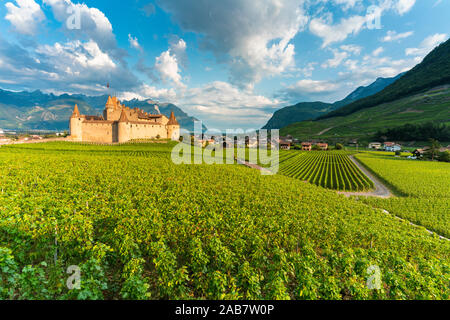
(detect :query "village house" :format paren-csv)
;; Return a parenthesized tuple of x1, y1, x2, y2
(369, 142, 382, 149)
(413, 148, 427, 157)
(280, 140, 291, 150)
(384, 142, 402, 152)
(70, 96, 180, 143)
(302, 142, 312, 151)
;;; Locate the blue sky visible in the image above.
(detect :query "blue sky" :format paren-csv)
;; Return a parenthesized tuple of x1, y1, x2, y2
(0, 0, 448, 130)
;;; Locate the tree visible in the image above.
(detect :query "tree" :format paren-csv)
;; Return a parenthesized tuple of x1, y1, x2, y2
(335, 143, 343, 150)
(425, 139, 441, 161)
(439, 151, 450, 162)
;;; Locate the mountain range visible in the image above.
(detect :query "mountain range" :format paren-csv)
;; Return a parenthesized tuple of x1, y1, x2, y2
(279, 38, 450, 142)
(262, 74, 403, 130)
(0, 90, 204, 132)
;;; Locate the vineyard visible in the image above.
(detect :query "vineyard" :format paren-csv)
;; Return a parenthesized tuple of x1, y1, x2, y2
(354, 153, 450, 238)
(0, 142, 449, 300)
(279, 151, 374, 191)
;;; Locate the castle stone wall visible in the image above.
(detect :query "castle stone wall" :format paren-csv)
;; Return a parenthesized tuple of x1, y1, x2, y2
(81, 122, 114, 143)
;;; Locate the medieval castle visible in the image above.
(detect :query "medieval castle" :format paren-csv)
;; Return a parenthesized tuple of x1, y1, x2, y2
(69, 96, 180, 143)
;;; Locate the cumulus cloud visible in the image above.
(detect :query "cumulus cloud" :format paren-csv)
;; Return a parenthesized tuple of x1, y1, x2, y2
(0, 37, 139, 95)
(154, 38, 187, 88)
(155, 50, 184, 87)
(128, 34, 142, 51)
(159, 0, 309, 89)
(405, 33, 448, 57)
(176, 81, 281, 129)
(382, 30, 414, 42)
(3, 0, 141, 94)
(42, 0, 124, 59)
(5, 0, 45, 35)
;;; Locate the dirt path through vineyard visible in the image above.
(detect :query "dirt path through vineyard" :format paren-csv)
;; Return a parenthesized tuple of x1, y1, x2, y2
(338, 156, 393, 198)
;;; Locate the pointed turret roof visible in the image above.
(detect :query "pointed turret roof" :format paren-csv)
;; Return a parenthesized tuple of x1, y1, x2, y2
(71, 104, 80, 117)
(106, 96, 114, 107)
(167, 111, 179, 125)
(119, 108, 129, 122)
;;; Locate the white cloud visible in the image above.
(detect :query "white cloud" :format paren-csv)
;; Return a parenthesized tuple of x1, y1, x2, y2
(322, 49, 349, 68)
(286, 79, 339, 94)
(331, 0, 363, 10)
(169, 38, 187, 68)
(372, 47, 384, 56)
(5, 0, 45, 35)
(406, 33, 448, 57)
(340, 44, 362, 55)
(42, 0, 120, 58)
(395, 0, 416, 15)
(128, 34, 142, 51)
(36, 40, 116, 70)
(119, 84, 177, 101)
(155, 50, 185, 88)
(176, 81, 281, 129)
(159, 0, 309, 88)
(382, 30, 414, 42)
(309, 1, 417, 47)
(309, 14, 367, 48)
(321, 44, 361, 69)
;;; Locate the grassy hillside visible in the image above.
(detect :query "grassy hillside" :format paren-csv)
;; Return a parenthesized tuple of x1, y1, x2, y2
(280, 85, 450, 142)
(319, 38, 450, 120)
(262, 102, 335, 130)
(263, 75, 401, 130)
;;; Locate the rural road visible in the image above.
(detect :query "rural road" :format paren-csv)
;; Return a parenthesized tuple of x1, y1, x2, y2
(338, 155, 393, 198)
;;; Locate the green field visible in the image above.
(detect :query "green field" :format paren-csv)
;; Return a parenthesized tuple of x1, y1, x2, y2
(353, 152, 450, 238)
(278, 151, 373, 191)
(0, 142, 449, 300)
(280, 86, 450, 142)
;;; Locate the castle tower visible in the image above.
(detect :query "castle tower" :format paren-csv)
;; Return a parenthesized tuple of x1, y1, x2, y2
(103, 96, 115, 120)
(166, 111, 180, 141)
(117, 108, 129, 143)
(69, 104, 83, 141)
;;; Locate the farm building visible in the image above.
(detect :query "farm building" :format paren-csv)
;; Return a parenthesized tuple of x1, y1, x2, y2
(280, 141, 291, 150)
(413, 148, 427, 157)
(302, 142, 312, 151)
(384, 142, 401, 152)
(369, 142, 382, 149)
